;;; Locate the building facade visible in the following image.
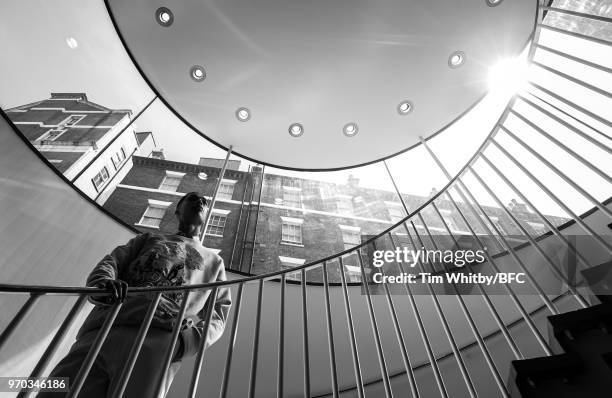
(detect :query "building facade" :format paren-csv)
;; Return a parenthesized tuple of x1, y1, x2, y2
(6, 93, 156, 204)
(103, 155, 570, 283)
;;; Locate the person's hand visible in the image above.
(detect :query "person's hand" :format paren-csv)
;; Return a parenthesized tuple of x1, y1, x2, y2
(101, 279, 128, 303)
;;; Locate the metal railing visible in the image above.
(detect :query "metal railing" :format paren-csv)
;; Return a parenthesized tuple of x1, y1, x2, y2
(1, 1, 611, 397)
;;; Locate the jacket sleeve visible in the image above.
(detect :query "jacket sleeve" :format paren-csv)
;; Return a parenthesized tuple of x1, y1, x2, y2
(179, 256, 232, 358)
(86, 233, 149, 304)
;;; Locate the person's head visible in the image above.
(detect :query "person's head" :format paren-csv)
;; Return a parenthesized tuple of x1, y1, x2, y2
(175, 191, 208, 228)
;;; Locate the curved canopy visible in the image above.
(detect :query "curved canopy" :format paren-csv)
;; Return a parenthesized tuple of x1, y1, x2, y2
(107, 0, 536, 169)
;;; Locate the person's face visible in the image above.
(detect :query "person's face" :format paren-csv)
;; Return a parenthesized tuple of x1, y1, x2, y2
(176, 193, 208, 226)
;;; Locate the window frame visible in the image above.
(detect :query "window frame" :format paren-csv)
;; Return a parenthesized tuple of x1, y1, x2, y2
(339, 224, 361, 251)
(91, 166, 110, 192)
(158, 170, 185, 192)
(205, 208, 231, 237)
(217, 179, 237, 200)
(278, 256, 306, 281)
(136, 199, 172, 229)
(111, 147, 127, 171)
(282, 186, 302, 208)
(281, 216, 304, 245)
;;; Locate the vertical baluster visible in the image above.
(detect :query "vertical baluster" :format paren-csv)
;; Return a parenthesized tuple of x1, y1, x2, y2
(517, 94, 612, 154)
(421, 137, 555, 356)
(455, 177, 559, 315)
(526, 90, 612, 144)
(152, 291, 191, 398)
(337, 257, 365, 398)
(538, 24, 612, 47)
(467, 165, 588, 308)
(479, 153, 593, 271)
(111, 292, 162, 398)
(489, 138, 612, 254)
(357, 248, 393, 398)
(414, 212, 510, 397)
(499, 123, 612, 218)
(229, 166, 252, 270)
(301, 269, 311, 398)
(403, 226, 479, 398)
(247, 166, 266, 274)
(248, 279, 264, 398)
(383, 160, 447, 397)
(188, 287, 219, 398)
(507, 110, 612, 184)
(277, 274, 286, 398)
(387, 233, 448, 398)
(371, 238, 419, 398)
(322, 262, 339, 397)
(18, 295, 87, 398)
(0, 293, 42, 354)
(527, 82, 612, 130)
(219, 283, 244, 398)
(442, 189, 554, 356)
(67, 300, 124, 398)
(531, 60, 612, 100)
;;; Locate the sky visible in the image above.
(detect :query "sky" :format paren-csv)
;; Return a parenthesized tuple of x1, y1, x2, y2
(0, 0, 610, 218)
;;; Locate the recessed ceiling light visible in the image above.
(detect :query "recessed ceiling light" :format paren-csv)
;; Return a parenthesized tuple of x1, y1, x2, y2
(486, 0, 503, 6)
(448, 51, 466, 68)
(190, 65, 206, 82)
(66, 37, 78, 49)
(397, 101, 413, 115)
(288, 123, 304, 137)
(236, 107, 251, 122)
(156, 7, 174, 27)
(343, 123, 359, 137)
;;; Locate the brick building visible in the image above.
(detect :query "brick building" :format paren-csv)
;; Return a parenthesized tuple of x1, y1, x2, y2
(103, 155, 569, 283)
(6, 93, 156, 204)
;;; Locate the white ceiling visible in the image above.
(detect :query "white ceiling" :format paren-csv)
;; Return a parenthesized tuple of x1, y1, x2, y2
(108, 0, 536, 170)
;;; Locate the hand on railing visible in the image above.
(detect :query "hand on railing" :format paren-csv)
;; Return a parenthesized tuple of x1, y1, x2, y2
(95, 279, 128, 305)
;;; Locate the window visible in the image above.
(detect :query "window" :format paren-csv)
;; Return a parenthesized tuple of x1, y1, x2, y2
(386, 202, 404, 223)
(336, 195, 353, 215)
(159, 171, 185, 192)
(340, 225, 361, 250)
(282, 177, 300, 189)
(36, 114, 86, 141)
(62, 114, 85, 126)
(42, 129, 67, 141)
(111, 147, 127, 170)
(91, 166, 110, 192)
(281, 216, 303, 245)
(283, 186, 302, 208)
(279, 256, 305, 281)
(205, 209, 230, 237)
(217, 179, 236, 200)
(137, 199, 171, 228)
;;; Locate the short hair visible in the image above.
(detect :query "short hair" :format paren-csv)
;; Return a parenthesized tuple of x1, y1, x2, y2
(175, 191, 207, 214)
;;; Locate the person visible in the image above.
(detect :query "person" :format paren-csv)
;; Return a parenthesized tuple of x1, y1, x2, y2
(39, 192, 232, 398)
